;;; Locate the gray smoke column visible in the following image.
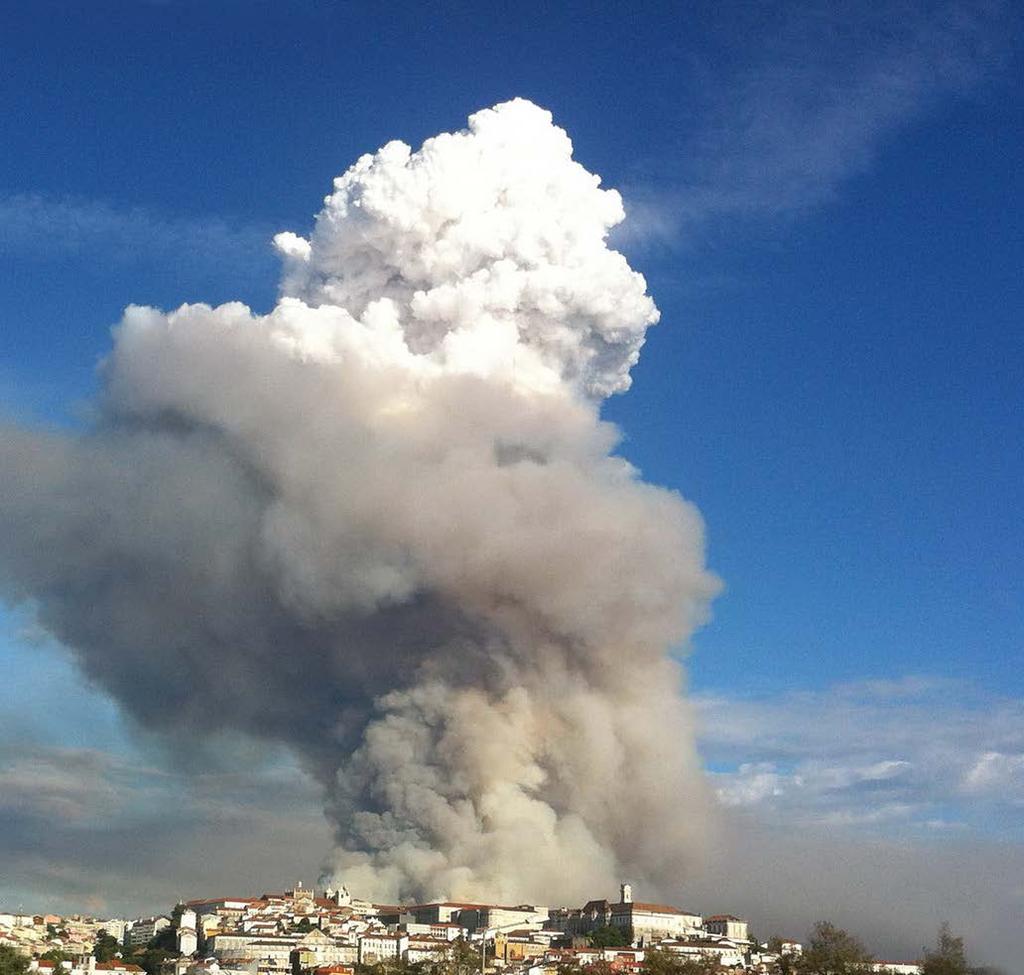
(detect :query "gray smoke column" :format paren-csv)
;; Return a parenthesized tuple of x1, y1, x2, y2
(0, 100, 719, 904)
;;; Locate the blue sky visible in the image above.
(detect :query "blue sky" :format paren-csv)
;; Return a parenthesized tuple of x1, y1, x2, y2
(1, 0, 1022, 966)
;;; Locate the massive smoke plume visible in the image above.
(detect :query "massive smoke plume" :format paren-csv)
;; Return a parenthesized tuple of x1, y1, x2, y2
(0, 100, 718, 904)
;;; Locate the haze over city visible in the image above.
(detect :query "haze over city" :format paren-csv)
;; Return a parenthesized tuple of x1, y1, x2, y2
(0, 2, 1021, 973)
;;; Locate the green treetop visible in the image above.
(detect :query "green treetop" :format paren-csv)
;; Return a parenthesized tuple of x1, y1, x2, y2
(0, 945, 30, 975)
(588, 927, 633, 949)
(93, 931, 121, 964)
(796, 922, 874, 975)
(922, 924, 967, 975)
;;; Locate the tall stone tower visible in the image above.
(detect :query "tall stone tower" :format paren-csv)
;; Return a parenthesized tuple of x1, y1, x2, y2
(175, 908, 198, 957)
(620, 883, 633, 905)
(324, 885, 352, 907)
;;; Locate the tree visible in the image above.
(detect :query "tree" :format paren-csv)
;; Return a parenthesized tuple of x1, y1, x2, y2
(764, 938, 798, 975)
(294, 918, 313, 933)
(435, 939, 480, 975)
(642, 947, 721, 975)
(922, 924, 967, 975)
(148, 928, 178, 954)
(134, 947, 173, 975)
(94, 930, 121, 964)
(121, 930, 178, 975)
(356, 961, 425, 975)
(0, 946, 30, 975)
(40, 950, 70, 969)
(588, 927, 632, 949)
(796, 922, 874, 975)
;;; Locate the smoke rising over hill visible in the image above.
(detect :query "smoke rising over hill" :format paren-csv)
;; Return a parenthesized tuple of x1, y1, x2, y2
(0, 100, 717, 904)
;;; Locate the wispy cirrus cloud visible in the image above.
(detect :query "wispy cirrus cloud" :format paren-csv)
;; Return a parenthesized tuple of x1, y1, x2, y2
(0, 193, 274, 275)
(617, 0, 1016, 245)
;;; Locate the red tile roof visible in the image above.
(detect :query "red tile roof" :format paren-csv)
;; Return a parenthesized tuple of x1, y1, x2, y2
(408, 902, 486, 910)
(185, 898, 260, 907)
(613, 902, 699, 917)
(409, 902, 537, 912)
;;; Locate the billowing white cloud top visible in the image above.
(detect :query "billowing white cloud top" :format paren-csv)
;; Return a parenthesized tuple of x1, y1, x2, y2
(273, 99, 658, 398)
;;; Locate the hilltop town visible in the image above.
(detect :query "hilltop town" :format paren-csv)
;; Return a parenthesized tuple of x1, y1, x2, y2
(0, 883, 925, 975)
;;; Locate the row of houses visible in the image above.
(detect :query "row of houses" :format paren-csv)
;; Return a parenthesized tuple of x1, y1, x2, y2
(0, 913, 130, 961)
(1, 880, 923, 975)
(160, 882, 790, 974)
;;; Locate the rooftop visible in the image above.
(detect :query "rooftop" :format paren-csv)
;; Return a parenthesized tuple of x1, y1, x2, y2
(612, 902, 700, 917)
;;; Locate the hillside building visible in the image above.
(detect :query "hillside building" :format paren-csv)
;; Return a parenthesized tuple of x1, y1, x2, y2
(608, 885, 702, 945)
(704, 915, 749, 943)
